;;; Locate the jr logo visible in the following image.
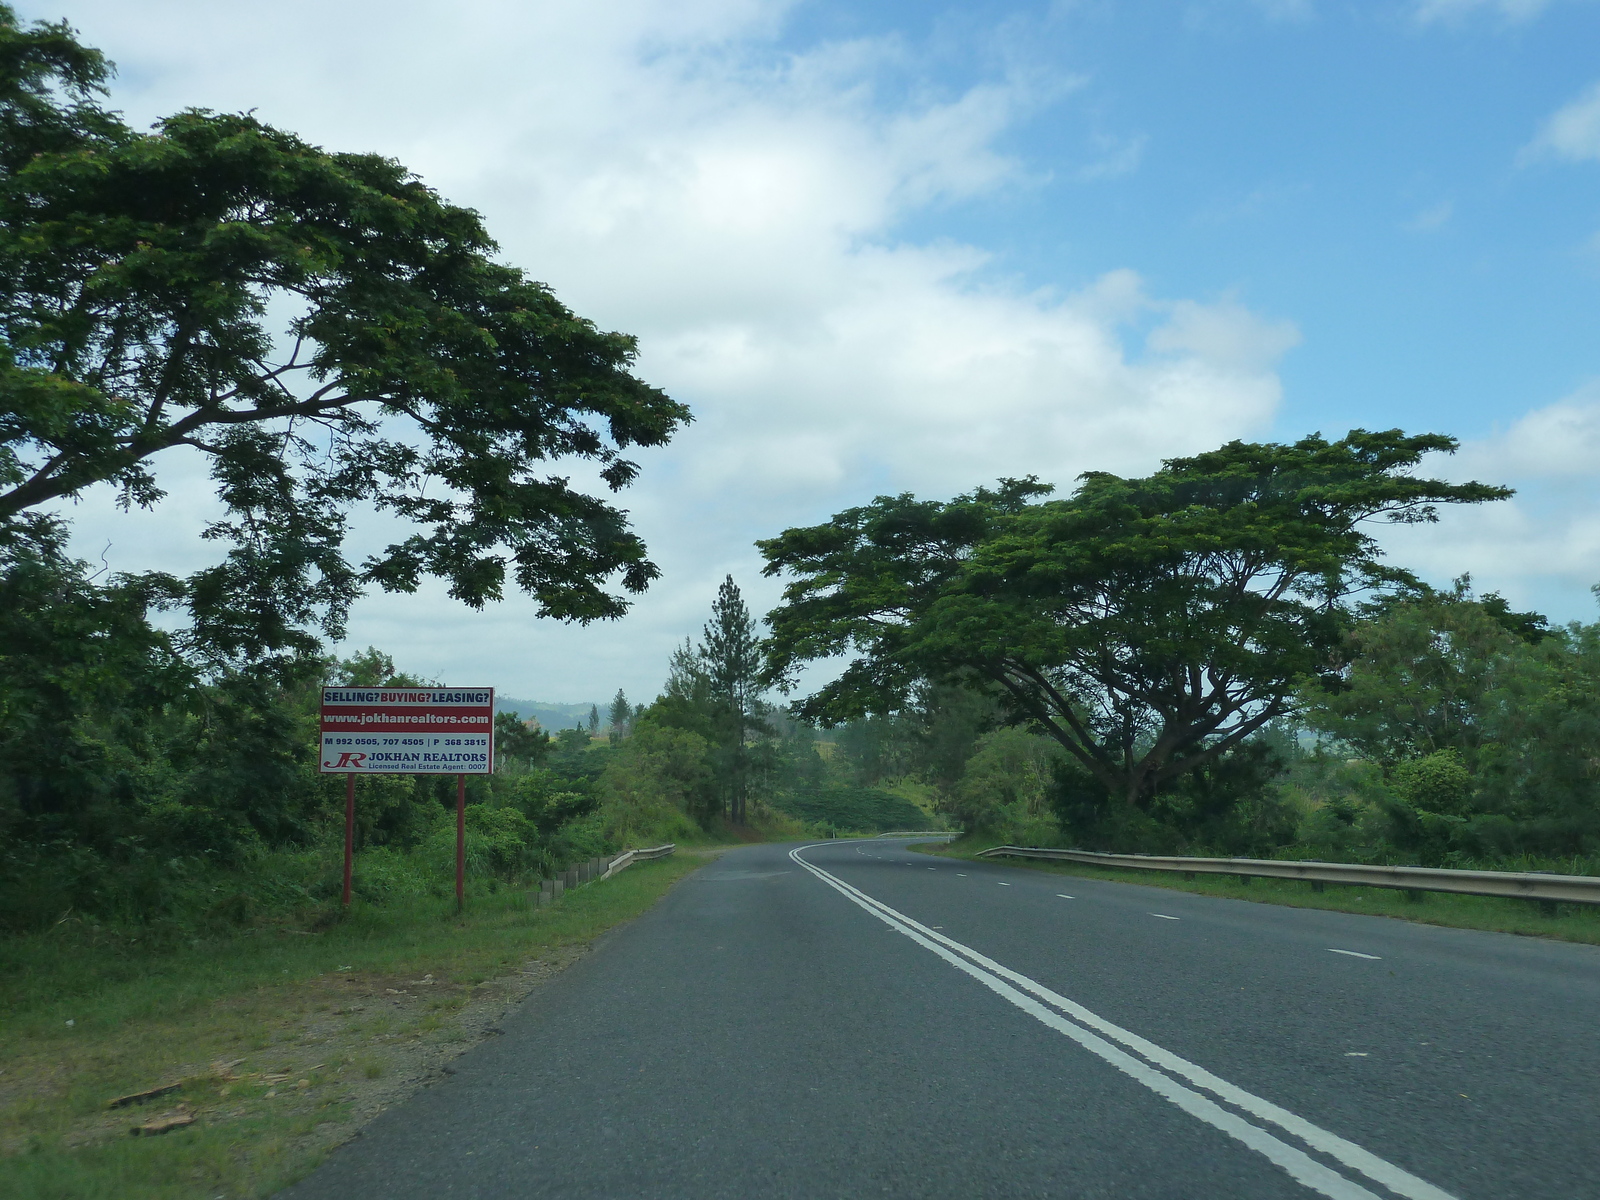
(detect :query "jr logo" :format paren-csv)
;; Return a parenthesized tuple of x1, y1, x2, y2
(326, 752, 368, 768)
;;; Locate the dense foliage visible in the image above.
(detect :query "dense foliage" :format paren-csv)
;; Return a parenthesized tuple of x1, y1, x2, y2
(756, 432, 1600, 867)
(0, 10, 688, 658)
(830, 583, 1600, 869)
(761, 431, 1506, 811)
(1289, 582, 1600, 864)
(596, 576, 932, 837)
(0, 8, 687, 932)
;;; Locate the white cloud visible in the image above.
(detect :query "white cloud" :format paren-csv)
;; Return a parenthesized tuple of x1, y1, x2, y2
(40, 0, 1299, 700)
(1146, 295, 1302, 372)
(1476, 383, 1600, 476)
(1379, 383, 1600, 619)
(1524, 80, 1600, 163)
(1384, 500, 1600, 613)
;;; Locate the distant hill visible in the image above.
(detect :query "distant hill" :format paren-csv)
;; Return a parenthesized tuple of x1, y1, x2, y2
(496, 698, 600, 731)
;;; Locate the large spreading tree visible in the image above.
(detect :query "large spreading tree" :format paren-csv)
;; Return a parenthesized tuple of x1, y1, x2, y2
(0, 7, 689, 668)
(759, 431, 1510, 810)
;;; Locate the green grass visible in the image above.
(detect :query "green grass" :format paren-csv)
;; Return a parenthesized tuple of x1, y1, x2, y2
(0, 853, 709, 1199)
(919, 838, 1600, 944)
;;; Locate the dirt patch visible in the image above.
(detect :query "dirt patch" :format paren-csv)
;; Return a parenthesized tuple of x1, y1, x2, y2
(3, 944, 591, 1162)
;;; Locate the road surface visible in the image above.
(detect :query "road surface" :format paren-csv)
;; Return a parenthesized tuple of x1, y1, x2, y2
(282, 839, 1600, 1199)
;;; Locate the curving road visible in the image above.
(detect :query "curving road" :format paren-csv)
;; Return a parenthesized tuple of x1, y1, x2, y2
(282, 839, 1600, 1199)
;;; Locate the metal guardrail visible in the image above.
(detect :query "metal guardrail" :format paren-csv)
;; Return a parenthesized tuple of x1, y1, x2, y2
(536, 844, 676, 904)
(875, 831, 957, 838)
(601, 843, 677, 879)
(976, 845, 1600, 906)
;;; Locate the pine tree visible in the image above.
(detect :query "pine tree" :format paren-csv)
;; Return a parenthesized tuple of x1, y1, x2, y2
(698, 575, 766, 824)
(608, 689, 631, 739)
(588, 705, 600, 735)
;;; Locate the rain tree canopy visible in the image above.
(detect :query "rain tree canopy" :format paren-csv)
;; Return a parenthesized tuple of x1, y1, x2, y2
(0, 6, 689, 666)
(759, 431, 1510, 808)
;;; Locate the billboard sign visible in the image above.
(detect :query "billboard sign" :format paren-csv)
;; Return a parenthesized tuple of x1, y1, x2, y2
(319, 687, 495, 774)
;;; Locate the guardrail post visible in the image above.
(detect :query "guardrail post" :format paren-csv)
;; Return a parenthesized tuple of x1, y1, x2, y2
(1311, 881, 1325, 893)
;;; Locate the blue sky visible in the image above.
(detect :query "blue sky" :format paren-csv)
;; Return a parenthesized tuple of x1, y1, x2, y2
(788, 0, 1600, 435)
(34, 0, 1600, 701)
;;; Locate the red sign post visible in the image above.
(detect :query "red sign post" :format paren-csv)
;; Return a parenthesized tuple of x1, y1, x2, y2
(319, 687, 495, 910)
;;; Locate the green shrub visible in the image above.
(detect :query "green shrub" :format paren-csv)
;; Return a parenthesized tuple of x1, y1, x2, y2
(1393, 750, 1474, 815)
(774, 785, 930, 833)
(422, 805, 544, 882)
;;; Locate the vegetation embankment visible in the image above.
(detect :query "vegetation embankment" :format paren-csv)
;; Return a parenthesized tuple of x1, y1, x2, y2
(0, 853, 706, 1200)
(919, 837, 1600, 945)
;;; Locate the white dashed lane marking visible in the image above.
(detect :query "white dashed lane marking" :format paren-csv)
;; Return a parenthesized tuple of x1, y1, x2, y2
(1150, 914, 1181, 920)
(1327, 949, 1382, 961)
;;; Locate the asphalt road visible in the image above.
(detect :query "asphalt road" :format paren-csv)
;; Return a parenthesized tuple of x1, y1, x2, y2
(282, 839, 1600, 1199)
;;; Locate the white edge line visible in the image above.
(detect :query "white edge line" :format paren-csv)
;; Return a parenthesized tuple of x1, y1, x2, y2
(791, 846, 1377, 1199)
(790, 843, 1457, 1200)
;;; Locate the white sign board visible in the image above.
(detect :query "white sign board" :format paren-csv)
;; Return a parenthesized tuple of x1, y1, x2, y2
(319, 687, 495, 774)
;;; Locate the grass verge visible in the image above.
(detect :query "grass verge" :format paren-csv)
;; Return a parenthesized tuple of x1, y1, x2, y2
(0, 851, 713, 1199)
(918, 838, 1600, 945)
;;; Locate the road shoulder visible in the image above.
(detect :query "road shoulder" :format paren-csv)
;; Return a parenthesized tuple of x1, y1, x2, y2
(1, 851, 720, 1199)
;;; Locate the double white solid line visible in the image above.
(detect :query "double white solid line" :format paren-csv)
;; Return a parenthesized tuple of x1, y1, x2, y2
(790, 844, 1455, 1200)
